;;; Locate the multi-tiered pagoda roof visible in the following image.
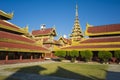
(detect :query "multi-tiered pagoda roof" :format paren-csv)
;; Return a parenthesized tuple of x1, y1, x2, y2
(70, 4, 83, 41)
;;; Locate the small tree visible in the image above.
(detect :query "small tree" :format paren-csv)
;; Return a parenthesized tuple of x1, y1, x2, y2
(80, 50, 93, 62)
(55, 50, 66, 57)
(69, 50, 79, 62)
(85, 50, 93, 62)
(114, 50, 120, 63)
(98, 51, 112, 64)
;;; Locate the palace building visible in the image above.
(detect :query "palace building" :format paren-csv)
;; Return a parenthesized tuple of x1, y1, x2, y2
(62, 23, 120, 62)
(59, 4, 120, 62)
(0, 10, 50, 64)
(62, 23, 120, 51)
(0, 4, 120, 64)
(32, 24, 60, 58)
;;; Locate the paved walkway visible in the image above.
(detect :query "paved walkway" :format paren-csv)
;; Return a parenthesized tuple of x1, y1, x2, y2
(0, 61, 74, 80)
(106, 64, 120, 80)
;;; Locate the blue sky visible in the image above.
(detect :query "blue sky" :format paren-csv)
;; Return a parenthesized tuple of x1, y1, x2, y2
(0, 0, 120, 39)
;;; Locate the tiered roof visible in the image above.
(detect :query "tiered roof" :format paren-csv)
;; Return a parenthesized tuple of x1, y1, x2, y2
(0, 10, 49, 53)
(58, 36, 72, 45)
(0, 31, 35, 43)
(0, 42, 48, 52)
(62, 44, 120, 51)
(0, 31, 49, 53)
(85, 23, 120, 37)
(0, 20, 26, 34)
(32, 28, 57, 36)
(80, 36, 120, 44)
(62, 36, 120, 51)
(70, 4, 83, 41)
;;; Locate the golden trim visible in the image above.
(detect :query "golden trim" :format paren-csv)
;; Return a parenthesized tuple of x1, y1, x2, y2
(61, 48, 120, 51)
(0, 10, 13, 19)
(86, 31, 120, 36)
(80, 42, 120, 45)
(0, 47, 50, 53)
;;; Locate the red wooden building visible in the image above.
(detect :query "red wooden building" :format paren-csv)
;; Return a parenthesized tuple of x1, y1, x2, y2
(0, 10, 50, 64)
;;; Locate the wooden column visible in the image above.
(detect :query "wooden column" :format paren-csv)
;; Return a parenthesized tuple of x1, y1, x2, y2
(30, 54, 33, 60)
(5, 53, 8, 61)
(39, 54, 41, 59)
(20, 53, 22, 60)
(43, 53, 45, 59)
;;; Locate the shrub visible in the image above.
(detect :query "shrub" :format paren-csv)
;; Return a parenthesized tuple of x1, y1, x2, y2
(114, 50, 120, 63)
(98, 51, 112, 64)
(69, 50, 79, 62)
(80, 50, 93, 62)
(55, 50, 66, 57)
(69, 50, 79, 57)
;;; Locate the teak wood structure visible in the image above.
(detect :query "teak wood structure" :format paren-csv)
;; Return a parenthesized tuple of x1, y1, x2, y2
(0, 10, 51, 64)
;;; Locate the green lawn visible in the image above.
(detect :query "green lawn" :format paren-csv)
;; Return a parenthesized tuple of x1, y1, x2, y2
(0, 75, 20, 80)
(4, 62, 108, 80)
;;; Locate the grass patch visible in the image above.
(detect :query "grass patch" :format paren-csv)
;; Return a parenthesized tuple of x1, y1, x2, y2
(4, 62, 108, 80)
(0, 75, 20, 80)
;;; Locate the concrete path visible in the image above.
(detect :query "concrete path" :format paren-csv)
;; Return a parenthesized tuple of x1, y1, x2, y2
(0, 61, 74, 80)
(106, 64, 120, 80)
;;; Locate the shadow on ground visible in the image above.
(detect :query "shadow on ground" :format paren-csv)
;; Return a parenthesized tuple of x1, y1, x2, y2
(5, 65, 103, 80)
(106, 71, 120, 80)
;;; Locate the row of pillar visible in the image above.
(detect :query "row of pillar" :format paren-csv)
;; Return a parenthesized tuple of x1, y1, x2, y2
(5, 53, 44, 61)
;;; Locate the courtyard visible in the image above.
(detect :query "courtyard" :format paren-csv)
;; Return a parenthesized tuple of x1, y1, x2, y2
(0, 61, 120, 80)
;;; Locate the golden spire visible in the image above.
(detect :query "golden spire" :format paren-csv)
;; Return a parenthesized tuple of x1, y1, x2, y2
(70, 4, 83, 42)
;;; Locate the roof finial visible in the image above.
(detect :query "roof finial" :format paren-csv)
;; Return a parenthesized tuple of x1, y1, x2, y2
(76, 3, 78, 17)
(11, 11, 14, 16)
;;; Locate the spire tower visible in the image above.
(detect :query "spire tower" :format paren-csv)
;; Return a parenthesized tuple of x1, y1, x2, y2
(70, 4, 83, 42)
